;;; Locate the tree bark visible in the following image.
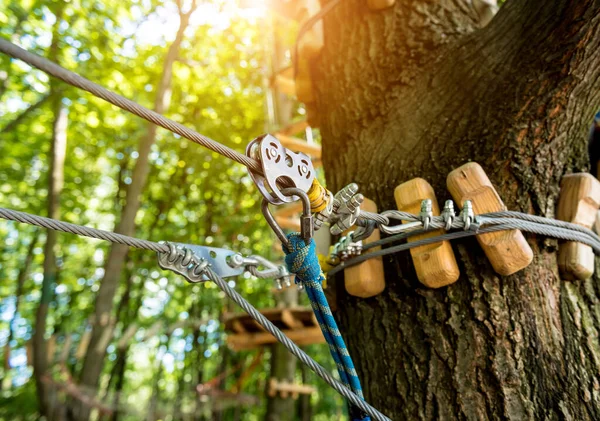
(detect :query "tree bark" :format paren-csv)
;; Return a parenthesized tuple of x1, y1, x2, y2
(313, 0, 600, 419)
(74, 5, 197, 420)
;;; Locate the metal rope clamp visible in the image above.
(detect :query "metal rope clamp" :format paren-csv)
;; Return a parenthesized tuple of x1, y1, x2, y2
(158, 242, 282, 283)
(332, 231, 363, 262)
(330, 183, 364, 235)
(246, 134, 315, 205)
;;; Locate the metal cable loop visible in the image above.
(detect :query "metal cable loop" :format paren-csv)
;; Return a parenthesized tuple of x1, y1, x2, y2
(329, 220, 600, 276)
(0, 39, 262, 174)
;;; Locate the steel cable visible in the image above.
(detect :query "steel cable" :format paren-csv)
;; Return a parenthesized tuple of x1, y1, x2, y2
(0, 39, 262, 174)
(205, 268, 391, 421)
(0, 208, 168, 253)
(329, 219, 600, 276)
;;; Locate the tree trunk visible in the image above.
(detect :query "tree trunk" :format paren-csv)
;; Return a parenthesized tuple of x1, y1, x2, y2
(0, 94, 52, 134)
(312, 0, 600, 419)
(33, 5, 68, 410)
(264, 290, 299, 421)
(74, 6, 196, 420)
(1, 230, 38, 390)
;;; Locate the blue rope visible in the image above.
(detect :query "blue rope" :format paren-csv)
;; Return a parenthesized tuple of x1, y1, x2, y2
(283, 233, 370, 421)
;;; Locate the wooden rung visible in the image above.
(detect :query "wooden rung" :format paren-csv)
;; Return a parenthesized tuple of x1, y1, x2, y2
(280, 309, 303, 329)
(273, 201, 303, 218)
(343, 198, 386, 297)
(117, 323, 138, 349)
(275, 133, 322, 158)
(269, 378, 316, 399)
(278, 119, 309, 136)
(447, 162, 533, 276)
(275, 215, 301, 230)
(395, 178, 460, 288)
(367, 0, 395, 10)
(231, 319, 247, 334)
(557, 173, 600, 280)
(227, 326, 325, 351)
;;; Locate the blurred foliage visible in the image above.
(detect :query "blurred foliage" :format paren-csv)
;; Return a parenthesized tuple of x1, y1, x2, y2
(0, 0, 341, 419)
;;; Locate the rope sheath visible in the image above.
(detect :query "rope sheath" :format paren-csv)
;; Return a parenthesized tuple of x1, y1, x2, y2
(283, 233, 370, 421)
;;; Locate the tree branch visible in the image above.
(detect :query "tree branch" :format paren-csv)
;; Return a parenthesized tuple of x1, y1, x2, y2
(0, 93, 51, 135)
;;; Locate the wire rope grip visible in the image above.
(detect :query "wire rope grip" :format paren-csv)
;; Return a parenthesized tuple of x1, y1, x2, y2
(447, 162, 533, 276)
(158, 242, 289, 285)
(342, 198, 386, 298)
(556, 173, 600, 280)
(330, 183, 364, 235)
(395, 178, 460, 288)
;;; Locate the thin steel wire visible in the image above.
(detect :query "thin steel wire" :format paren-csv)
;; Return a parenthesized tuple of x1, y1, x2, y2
(0, 39, 262, 174)
(0, 208, 168, 253)
(205, 268, 391, 421)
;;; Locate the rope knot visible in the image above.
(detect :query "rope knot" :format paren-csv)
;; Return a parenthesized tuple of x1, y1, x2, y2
(283, 233, 324, 286)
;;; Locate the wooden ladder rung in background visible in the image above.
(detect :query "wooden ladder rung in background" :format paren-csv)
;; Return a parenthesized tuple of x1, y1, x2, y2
(275, 133, 322, 158)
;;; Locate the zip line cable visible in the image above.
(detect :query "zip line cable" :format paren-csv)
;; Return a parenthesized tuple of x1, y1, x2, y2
(0, 208, 168, 253)
(0, 207, 390, 421)
(2, 205, 600, 418)
(0, 39, 262, 174)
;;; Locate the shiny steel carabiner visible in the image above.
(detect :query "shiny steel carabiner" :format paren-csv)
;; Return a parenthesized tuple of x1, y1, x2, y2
(262, 187, 313, 248)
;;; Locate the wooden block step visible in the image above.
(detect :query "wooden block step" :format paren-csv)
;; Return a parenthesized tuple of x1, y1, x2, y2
(447, 162, 533, 276)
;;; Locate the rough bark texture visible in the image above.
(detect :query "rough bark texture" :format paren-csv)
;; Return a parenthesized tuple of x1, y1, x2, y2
(74, 6, 196, 420)
(313, 0, 600, 419)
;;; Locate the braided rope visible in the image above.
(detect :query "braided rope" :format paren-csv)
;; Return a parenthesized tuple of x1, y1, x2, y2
(283, 233, 370, 421)
(204, 267, 389, 421)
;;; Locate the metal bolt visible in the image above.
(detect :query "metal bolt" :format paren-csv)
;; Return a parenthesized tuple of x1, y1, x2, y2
(461, 200, 474, 231)
(347, 193, 364, 213)
(442, 200, 455, 230)
(420, 199, 433, 231)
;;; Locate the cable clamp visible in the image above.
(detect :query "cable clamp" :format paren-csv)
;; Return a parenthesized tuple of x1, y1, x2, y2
(460, 201, 480, 231)
(441, 200, 455, 231)
(419, 199, 433, 231)
(330, 183, 364, 235)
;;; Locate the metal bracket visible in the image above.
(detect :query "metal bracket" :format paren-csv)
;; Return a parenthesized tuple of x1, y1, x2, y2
(246, 134, 315, 205)
(157, 242, 246, 282)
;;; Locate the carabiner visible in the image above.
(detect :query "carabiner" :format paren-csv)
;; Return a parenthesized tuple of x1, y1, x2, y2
(261, 187, 313, 248)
